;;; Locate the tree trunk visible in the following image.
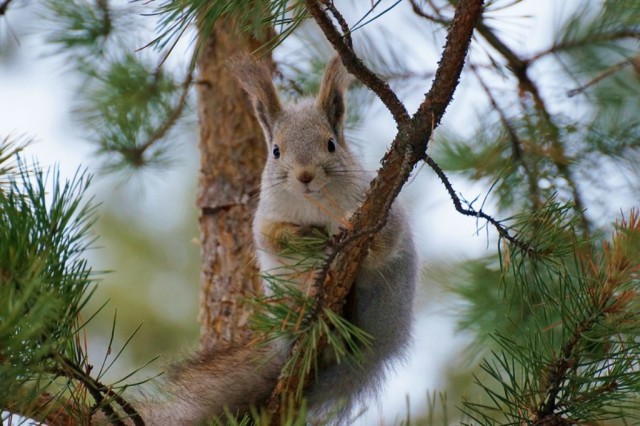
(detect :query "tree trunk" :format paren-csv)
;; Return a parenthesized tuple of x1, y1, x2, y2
(195, 21, 271, 351)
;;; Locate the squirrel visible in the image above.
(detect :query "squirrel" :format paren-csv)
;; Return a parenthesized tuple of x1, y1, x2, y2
(93, 56, 417, 425)
(237, 55, 418, 421)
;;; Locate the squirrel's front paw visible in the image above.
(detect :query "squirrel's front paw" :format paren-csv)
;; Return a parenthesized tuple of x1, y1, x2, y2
(261, 222, 329, 254)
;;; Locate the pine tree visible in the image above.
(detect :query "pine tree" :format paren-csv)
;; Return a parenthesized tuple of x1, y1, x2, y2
(1, 0, 639, 424)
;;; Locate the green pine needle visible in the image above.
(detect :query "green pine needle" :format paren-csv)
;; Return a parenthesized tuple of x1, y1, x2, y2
(461, 209, 640, 423)
(1, 158, 97, 408)
(43, 0, 114, 56)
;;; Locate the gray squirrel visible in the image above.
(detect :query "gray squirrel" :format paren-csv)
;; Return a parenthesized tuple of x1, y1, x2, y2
(95, 56, 417, 425)
(238, 55, 418, 420)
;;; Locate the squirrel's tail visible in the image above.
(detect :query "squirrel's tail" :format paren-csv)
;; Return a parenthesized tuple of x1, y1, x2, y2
(113, 344, 285, 426)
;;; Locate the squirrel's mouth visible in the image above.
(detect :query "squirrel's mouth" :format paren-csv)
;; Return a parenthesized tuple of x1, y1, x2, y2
(295, 179, 326, 196)
(297, 182, 322, 195)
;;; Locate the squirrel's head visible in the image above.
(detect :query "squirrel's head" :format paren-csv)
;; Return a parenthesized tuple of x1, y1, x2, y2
(233, 56, 358, 199)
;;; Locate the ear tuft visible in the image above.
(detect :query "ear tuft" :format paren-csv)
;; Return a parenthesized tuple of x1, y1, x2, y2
(316, 56, 351, 136)
(229, 54, 282, 144)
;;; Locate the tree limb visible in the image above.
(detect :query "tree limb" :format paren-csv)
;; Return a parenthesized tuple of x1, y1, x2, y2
(267, 0, 485, 419)
(133, 71, 193, 164)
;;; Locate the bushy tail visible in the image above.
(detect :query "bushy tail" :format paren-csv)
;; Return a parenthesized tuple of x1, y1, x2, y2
(94, 344, 285, 426)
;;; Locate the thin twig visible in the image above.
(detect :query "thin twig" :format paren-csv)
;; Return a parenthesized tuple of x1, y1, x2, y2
(134, 71, 193, 162)
(95, 0, 112, 36)
(52, 363, 123, 425)
(526, 30, 640, 63)
(567, 55, 639, 97)
(305, 0, 410, 125)
(470, 65, 541, 208)
(424, 154, 534, 254)
(475, 21, 549, 116)
(409, 0, 449, 25)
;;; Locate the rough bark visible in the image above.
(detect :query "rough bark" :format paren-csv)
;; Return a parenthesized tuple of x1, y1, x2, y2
(195, 21, 272, 351)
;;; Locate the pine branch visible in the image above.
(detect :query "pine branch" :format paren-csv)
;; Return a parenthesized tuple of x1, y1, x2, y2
(5, 392, 75, 426)
(44, 0, 114, 54)
(469, 65, 542, 209)
(266, 0, 485, 420)
(9, 351, 146, 426)
(475, 21, 591, 237)
(322, 0, 352, 49)
(533, 314, 598, 424)
(463, 210, 640, 423)
(81, 53, 191, 171)
(532, 211, 640, 422)
(0, 158, 148, 425)
(133, 70, 193, 163)
(53, 353, 145, 426)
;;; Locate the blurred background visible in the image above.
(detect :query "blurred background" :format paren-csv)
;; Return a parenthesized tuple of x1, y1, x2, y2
(2, 0, 638, 423)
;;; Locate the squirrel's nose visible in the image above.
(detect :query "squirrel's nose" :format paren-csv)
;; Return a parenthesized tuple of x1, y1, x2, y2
(297, 171, 315, 184)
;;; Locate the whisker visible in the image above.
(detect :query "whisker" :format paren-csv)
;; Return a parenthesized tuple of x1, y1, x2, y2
(278, 158, 295, 172)
(262, 180, 287, 191)
(262, 175, 287, 182)
(324, 165, 375, 174)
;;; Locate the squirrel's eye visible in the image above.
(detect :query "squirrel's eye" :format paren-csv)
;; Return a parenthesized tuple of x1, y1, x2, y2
(272, 145, 280, 159)
(327, 138, 336, 153)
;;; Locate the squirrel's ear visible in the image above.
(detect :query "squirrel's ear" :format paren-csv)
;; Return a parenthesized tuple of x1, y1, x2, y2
(317, 56, 351, 135)
(230, 55, 282, 145)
